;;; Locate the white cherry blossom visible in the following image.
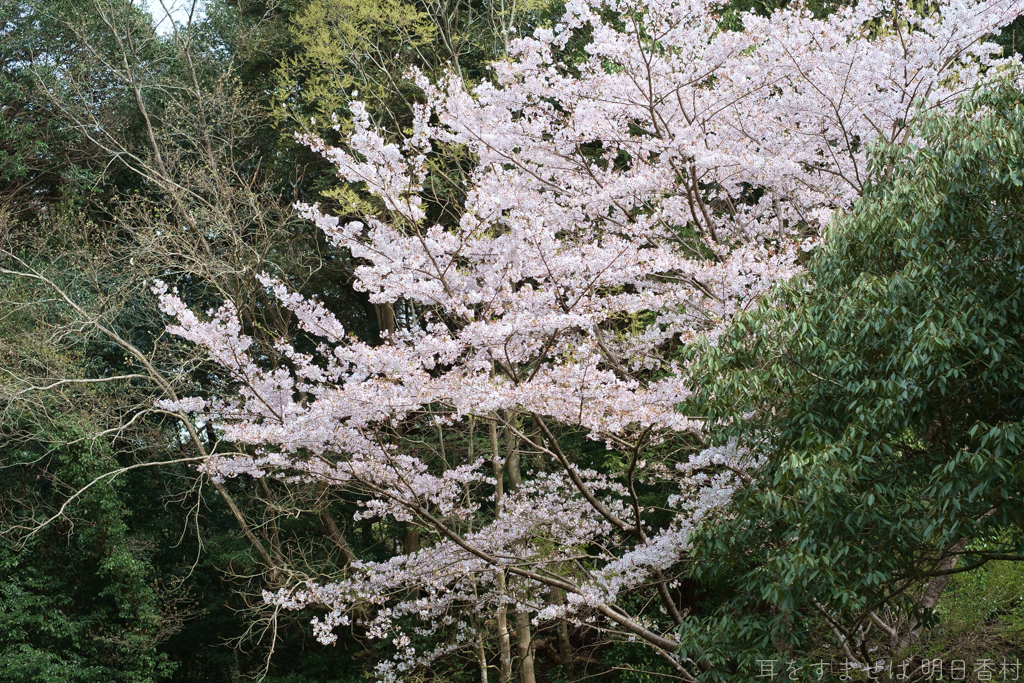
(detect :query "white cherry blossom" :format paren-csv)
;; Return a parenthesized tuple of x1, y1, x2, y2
(154, 0, 1023, 676)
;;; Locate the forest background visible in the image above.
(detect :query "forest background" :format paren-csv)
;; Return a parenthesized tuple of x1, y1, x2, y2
(1, 0, 1024, 681)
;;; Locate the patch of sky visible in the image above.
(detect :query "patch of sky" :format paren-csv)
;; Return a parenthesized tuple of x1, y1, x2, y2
(147, 0, 205, 36)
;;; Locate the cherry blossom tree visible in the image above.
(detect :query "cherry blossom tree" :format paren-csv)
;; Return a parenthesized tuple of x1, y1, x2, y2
(153, 0, 1024, 679)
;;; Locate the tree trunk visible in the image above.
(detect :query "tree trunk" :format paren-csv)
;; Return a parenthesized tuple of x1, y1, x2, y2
(403, 524, 421, 554)
(550, 586, 574, 677)
(557, 619, 574, 677)
(473, 614, 490, 683)
(898, 538, 969, 650)
(514, 608, 537, 683)
(375, 302, 396, 342)
(496, 571, 513, 683)
(501, 416, 536, 683)
(490, 417, 513, 683)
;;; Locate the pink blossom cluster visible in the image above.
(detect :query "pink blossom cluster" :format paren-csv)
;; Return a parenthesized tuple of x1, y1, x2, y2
(155, 0, 1023, 674)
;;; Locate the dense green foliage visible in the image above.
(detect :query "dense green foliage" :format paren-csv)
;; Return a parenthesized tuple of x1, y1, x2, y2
(683, 82, 1024, 676)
